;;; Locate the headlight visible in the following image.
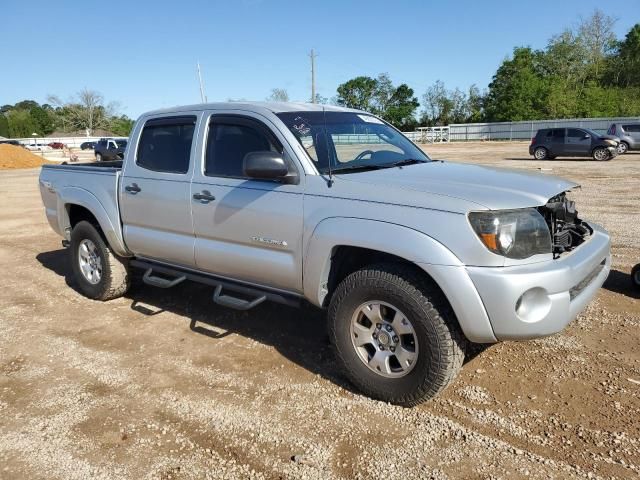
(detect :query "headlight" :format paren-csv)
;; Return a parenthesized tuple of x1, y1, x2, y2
(468, 209, 552, 259)
(604, 139, 617, 146)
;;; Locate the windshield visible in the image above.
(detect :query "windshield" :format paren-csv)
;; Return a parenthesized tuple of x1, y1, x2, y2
(116, 140, 127, 147)
(277, 111, 430, 174)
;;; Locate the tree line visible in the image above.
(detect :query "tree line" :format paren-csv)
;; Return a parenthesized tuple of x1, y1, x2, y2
(0, 88, 134, 139)
(328, 11, 640, 128)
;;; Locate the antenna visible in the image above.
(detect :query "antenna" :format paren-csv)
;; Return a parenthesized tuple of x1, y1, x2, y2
(197, 61, 208, 103)
(309, 49, 317, 103)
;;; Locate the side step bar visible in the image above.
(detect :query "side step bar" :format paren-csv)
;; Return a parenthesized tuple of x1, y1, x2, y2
(130, 259, 300, 310)
(143, 269, 186, 289)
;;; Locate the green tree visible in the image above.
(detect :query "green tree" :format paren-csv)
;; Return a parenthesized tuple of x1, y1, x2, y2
(336, 76, 378, 111)
(613, 24, 640, 87)
(0, 114, 9, 137)
(484, 47, 549, 121)
(110, 115, 135, 136)
(6, 109, 37, 138)
(336, 74, 419, 128)
(383, 83, 419, 129)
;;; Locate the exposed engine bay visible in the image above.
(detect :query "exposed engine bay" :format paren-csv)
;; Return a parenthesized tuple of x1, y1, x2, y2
(538, 193, 592, 258)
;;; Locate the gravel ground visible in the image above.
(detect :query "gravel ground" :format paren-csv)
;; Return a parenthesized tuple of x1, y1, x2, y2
(0, 142, 638, 479)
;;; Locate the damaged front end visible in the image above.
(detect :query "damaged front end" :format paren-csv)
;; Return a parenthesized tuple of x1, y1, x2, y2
(538, 193, 592, 258)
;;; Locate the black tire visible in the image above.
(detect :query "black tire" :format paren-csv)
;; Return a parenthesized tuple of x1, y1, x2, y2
(617, 142, 629, 155)
(533, 147, 549, 160)
(328, 263, 466, 406)
(632, 264, 640, 289)
(70, 221, 130, 301)
(592, 147, 610, 161)
(95, 152, 102, 162)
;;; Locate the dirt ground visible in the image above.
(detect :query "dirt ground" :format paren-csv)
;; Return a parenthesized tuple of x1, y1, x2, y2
(0, 142, 638, 480)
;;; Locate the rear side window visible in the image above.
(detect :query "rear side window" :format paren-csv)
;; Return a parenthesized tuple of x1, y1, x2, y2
(137, 116, 196, 174)
(205, 117, 282, 178)
(552, 129, 565, 139)
(623, 124, 640, 133)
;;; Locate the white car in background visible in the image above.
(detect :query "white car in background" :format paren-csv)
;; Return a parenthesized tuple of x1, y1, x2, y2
(25, 143, 51, 151)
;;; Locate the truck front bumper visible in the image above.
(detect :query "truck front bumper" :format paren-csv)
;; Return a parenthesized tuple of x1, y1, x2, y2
(465, 222, 610, 340)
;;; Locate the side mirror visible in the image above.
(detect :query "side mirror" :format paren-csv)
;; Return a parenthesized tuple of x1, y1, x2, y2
(243, 151, 288, 179)
(583, 134, 591, 139)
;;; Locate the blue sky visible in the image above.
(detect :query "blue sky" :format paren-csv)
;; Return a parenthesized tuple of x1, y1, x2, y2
(2, 0, 639, 118)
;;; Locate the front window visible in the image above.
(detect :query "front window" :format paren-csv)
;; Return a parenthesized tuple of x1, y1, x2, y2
(277, 111, 430, 174)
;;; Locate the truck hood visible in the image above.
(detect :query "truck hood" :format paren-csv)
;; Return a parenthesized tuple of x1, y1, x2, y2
(334, 161, 578, 210)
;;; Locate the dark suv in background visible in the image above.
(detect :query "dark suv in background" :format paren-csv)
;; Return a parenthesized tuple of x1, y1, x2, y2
(93, 138, 128, 162)
(607, 123, 640, 154)
(529, 128, 619, 161)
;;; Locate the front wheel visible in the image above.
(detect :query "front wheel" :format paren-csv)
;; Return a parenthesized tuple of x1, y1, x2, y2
(328, 263, 466, 406)
(632, 264, 640, 289)
(617, 142, 629, 154)
(593, 147, 611, 161)
(70, 221, 130, 300)
(95, 152, 102, 162)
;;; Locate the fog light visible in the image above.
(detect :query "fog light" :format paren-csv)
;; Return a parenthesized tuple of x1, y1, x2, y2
(515, 287, 552, 323)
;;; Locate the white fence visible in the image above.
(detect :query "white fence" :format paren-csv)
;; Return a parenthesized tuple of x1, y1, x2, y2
(446, 116, 640, 141)
(11, 136, 126, 148)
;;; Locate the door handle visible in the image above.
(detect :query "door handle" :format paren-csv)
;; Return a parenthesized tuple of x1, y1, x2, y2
(125, 183, 141, 194)
(193, 190, 216, 203)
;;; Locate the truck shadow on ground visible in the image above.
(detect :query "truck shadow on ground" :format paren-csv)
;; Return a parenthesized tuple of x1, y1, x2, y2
(36, 248, 356, 393)
(603, 269, 640, 299)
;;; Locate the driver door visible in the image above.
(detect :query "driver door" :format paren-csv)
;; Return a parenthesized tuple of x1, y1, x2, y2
(565, 128, 591, 156)
(190, 112, 304, 292)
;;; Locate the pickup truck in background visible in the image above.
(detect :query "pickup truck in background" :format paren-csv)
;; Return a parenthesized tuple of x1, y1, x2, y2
(38, 102, 611, 406)
(93, 137, 127, 161)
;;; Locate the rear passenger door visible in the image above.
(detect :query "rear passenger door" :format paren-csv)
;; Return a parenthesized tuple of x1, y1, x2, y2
(549, 128, 566, 156)
(190, 112, 304, 292)
(119, 113, 200, 267)
(565, 128, 591, 156)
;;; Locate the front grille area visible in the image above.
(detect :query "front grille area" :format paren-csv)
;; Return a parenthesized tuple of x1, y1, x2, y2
(538, 193, 591, 259)
(569, 259, 606, 300)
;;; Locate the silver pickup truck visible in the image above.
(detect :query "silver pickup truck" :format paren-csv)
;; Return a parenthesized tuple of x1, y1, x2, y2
(39, 102, 611, 406)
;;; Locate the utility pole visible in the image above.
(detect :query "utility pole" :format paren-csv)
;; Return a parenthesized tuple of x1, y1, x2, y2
(197, 61, 208, 103)
(309, 49, 317, 103)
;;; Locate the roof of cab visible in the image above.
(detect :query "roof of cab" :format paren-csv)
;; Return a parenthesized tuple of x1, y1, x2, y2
(142, 101, 364, 117)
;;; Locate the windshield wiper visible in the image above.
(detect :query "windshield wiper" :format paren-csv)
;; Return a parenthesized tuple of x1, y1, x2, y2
(330, 164, 387, 173)
(388, 158, 428, 167)
(330, 158, 428, 174)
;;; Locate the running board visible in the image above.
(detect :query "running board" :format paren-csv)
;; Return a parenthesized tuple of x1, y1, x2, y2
(129, 259, 301, 309)
(142, 268, 186, 288)
(213, 285, 266, 310)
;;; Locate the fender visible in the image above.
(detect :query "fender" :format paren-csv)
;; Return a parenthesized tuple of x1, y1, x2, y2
(303, 217, 462, 305)
(303, 217, 496, 343)
(57, 186, 130, 257)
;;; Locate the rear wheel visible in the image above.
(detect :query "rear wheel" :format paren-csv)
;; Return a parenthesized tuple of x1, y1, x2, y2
(95, 152, 102, 162)
(328, 263, 466, 406)
(70, 221, 130, 300)
(534, 147, 549, 160)
(592, 147, 610, 161)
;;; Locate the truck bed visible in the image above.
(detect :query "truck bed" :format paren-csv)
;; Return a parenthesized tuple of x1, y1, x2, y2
(39, 162, 124, 253)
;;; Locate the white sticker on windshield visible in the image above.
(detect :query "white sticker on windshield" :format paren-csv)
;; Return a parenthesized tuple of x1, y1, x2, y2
(358, 114, 384, 124)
